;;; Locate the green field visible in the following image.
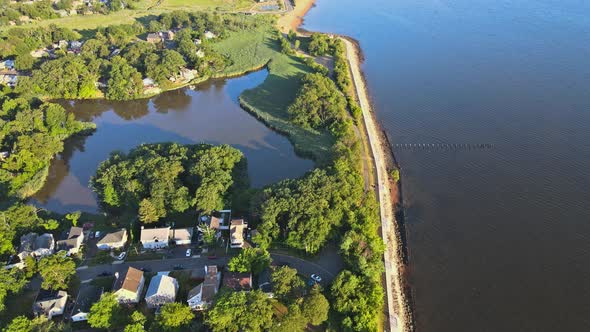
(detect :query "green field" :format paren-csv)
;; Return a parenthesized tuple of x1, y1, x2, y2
(212, 22, 335, 162)
(0, 0, 253, 32)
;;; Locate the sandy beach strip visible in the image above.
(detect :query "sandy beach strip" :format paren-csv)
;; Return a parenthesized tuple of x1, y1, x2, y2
(278, 0, 316, 32)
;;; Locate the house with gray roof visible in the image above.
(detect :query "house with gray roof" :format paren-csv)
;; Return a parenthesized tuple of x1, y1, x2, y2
(187, 265, 220, 310)
(140, 226, 170, 249)
(56, 227, 84, 256)
(33, 289, 68, 319)
(145, 274, 178, 309)
(70, 285, 103, 322)
(18, 233, 54, 259)
(97, 229, 127, 250)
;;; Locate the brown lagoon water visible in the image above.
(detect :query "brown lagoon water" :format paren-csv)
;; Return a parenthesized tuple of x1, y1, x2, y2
(31, 70, 313, 213)
(304, 0, 590, 331)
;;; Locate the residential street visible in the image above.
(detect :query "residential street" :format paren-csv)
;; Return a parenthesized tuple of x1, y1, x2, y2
(77, 252, 341, 286)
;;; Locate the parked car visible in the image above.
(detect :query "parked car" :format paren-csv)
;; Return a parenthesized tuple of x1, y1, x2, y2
(207, 255, 217, 260)
(311, 274, 322, 283)
(140, 267, 152, 272)
(185, 249, 192, 257)
(117, 252, 126, 260)
(173, 265, 184, 270)
(94, 231, 101, 238)
(98, 271, 112, 277)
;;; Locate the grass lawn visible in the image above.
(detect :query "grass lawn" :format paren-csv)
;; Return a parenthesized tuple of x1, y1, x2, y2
(0, 0, 252, 32)
(211, 21, 335, 163)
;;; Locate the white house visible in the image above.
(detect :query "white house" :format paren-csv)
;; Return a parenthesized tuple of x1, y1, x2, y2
(145, 275, 178, 309)
(56, 227, 84, 255)
(96, 229, 127, 250)
(204, 30, 217, 39)
(169, 228, 193, 245)
(33, 290, 68, 319)
(18, 233, 54, 259)
(187, 265, 220, 310)
(140, 227, 170, 249)
(113, 267, 145, 304)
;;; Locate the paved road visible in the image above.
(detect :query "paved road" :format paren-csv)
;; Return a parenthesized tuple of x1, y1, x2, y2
(77, 256, 229, 281)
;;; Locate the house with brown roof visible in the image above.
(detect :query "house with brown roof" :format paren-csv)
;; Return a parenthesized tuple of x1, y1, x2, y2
(113, 267, 145, 304)
(56, 227, 84, 256)
(97, 229, 127, 250)
(230, 219, 247, 249)
(223, 271, 252, 291)
(140, 226, 170, 249)
(199, 210, 231, 230)
(146, 33, 162, 43)
(187, 265, 220, 310)
(169, 228, 193, 245)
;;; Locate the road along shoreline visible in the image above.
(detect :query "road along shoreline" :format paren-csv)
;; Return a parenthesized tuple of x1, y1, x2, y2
(340, 37, 413, 332)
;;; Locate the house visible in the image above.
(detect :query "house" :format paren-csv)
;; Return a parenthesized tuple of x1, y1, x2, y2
(146, 33, 162, 43)
(140, 226, 170, 249)
(70, 285, 103, 322)
(223, 271, 252, 291)
(58, 40, 69, 49)
(0, 70, 18, 87)
(143, 78, 156, 88)
(33, 289, 68, 319)
(57, 10, 68, 17)
(56, 226, 84, 255)
(169, 228, 193, 245)
(0, 151, 8, 160)
(0, 59, 15, 70)
(194, 38, 202, 45)
(204, 30, 217, 39)
(145, 275, 178, 309)
(18, 233, 54, 259)
(179, 67, 198, 81)
(199, 210, 231, 230)
(187, 265, 220, 310)
(162, 30, 175, 41)
(196, 49, 205, 58)
(96, 229, 127, 250)
(258, 267, 274, 298)
(113, 267, 145, 304)
(230, 219, 247, 249)
(30, 48, 48, 58)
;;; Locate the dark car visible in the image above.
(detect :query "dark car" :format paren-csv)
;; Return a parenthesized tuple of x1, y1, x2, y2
(98, 271, 112, 277)
(173, 265, 184, 270)
(207, 255, 217, 260)
(140, 267, 152, 273)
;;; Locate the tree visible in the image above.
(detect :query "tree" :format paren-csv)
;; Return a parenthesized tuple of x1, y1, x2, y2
(391, 168, 400, 183)
(87, 293, 127, 330)
(106, 56, 143, 100)
(138, 199, 159, 224)
(65, 210, 81, 226)
(124, 311, 146, 332)
(271, 266, 304, 301)
(157, 302, 194, 330)
(272, 304, 307, 332)
(0, 269, 27, 313)
(294, 39, 300, 50)
(38, 253, 76, 290)
(227, 248, 271, 275)
(3, 315, 55, 332)
(288, 30, 296, 41)
(206, 290, 273, 332)
(199, 223, 216, 247)
(301, 286, 329, 325)
(308, 33, 331, 56)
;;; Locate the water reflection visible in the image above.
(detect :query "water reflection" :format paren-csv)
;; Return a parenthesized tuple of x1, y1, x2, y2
(31, 70, 314, 213)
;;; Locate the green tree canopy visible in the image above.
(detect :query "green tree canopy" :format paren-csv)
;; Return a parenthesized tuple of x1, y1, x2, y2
(301, 286, 330, 325)
(206, 290, 273, 332)
(157, 302, 194, 331)
(106, 56, 143, 100)
(270, 266, 304, 301)
(227, 248, 271, 275)
(38, 253, 76, 290)
(91, 143, 246, 221)
(87, 293, 127, 330)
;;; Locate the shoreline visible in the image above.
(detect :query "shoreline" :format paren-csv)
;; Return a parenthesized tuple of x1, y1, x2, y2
(281, 0, 413, 330)
(341, 37, 412, 332)
(278, 0, 316, 32)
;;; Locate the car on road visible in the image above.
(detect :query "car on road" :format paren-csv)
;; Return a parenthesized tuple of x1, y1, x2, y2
(116, 252, 126, 260)
(173, 265, 184, 270)
(98, 271, 112, 277)
(207, 255, 217, 260)
(140, 267, 152, 272)
(186, 249, 192, 257)
(311, 274, 322, 283)
(95, 231, 101, 238)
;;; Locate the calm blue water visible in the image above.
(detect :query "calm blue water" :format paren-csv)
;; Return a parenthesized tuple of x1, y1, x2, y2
(304, 0, 590, 331)
(32, 71, 313, 213)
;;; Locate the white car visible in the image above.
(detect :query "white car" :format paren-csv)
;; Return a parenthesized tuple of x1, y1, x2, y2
(186, 249, 192, 257)
(117, 252, 126, 260)
(311, 274, 322, 283)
